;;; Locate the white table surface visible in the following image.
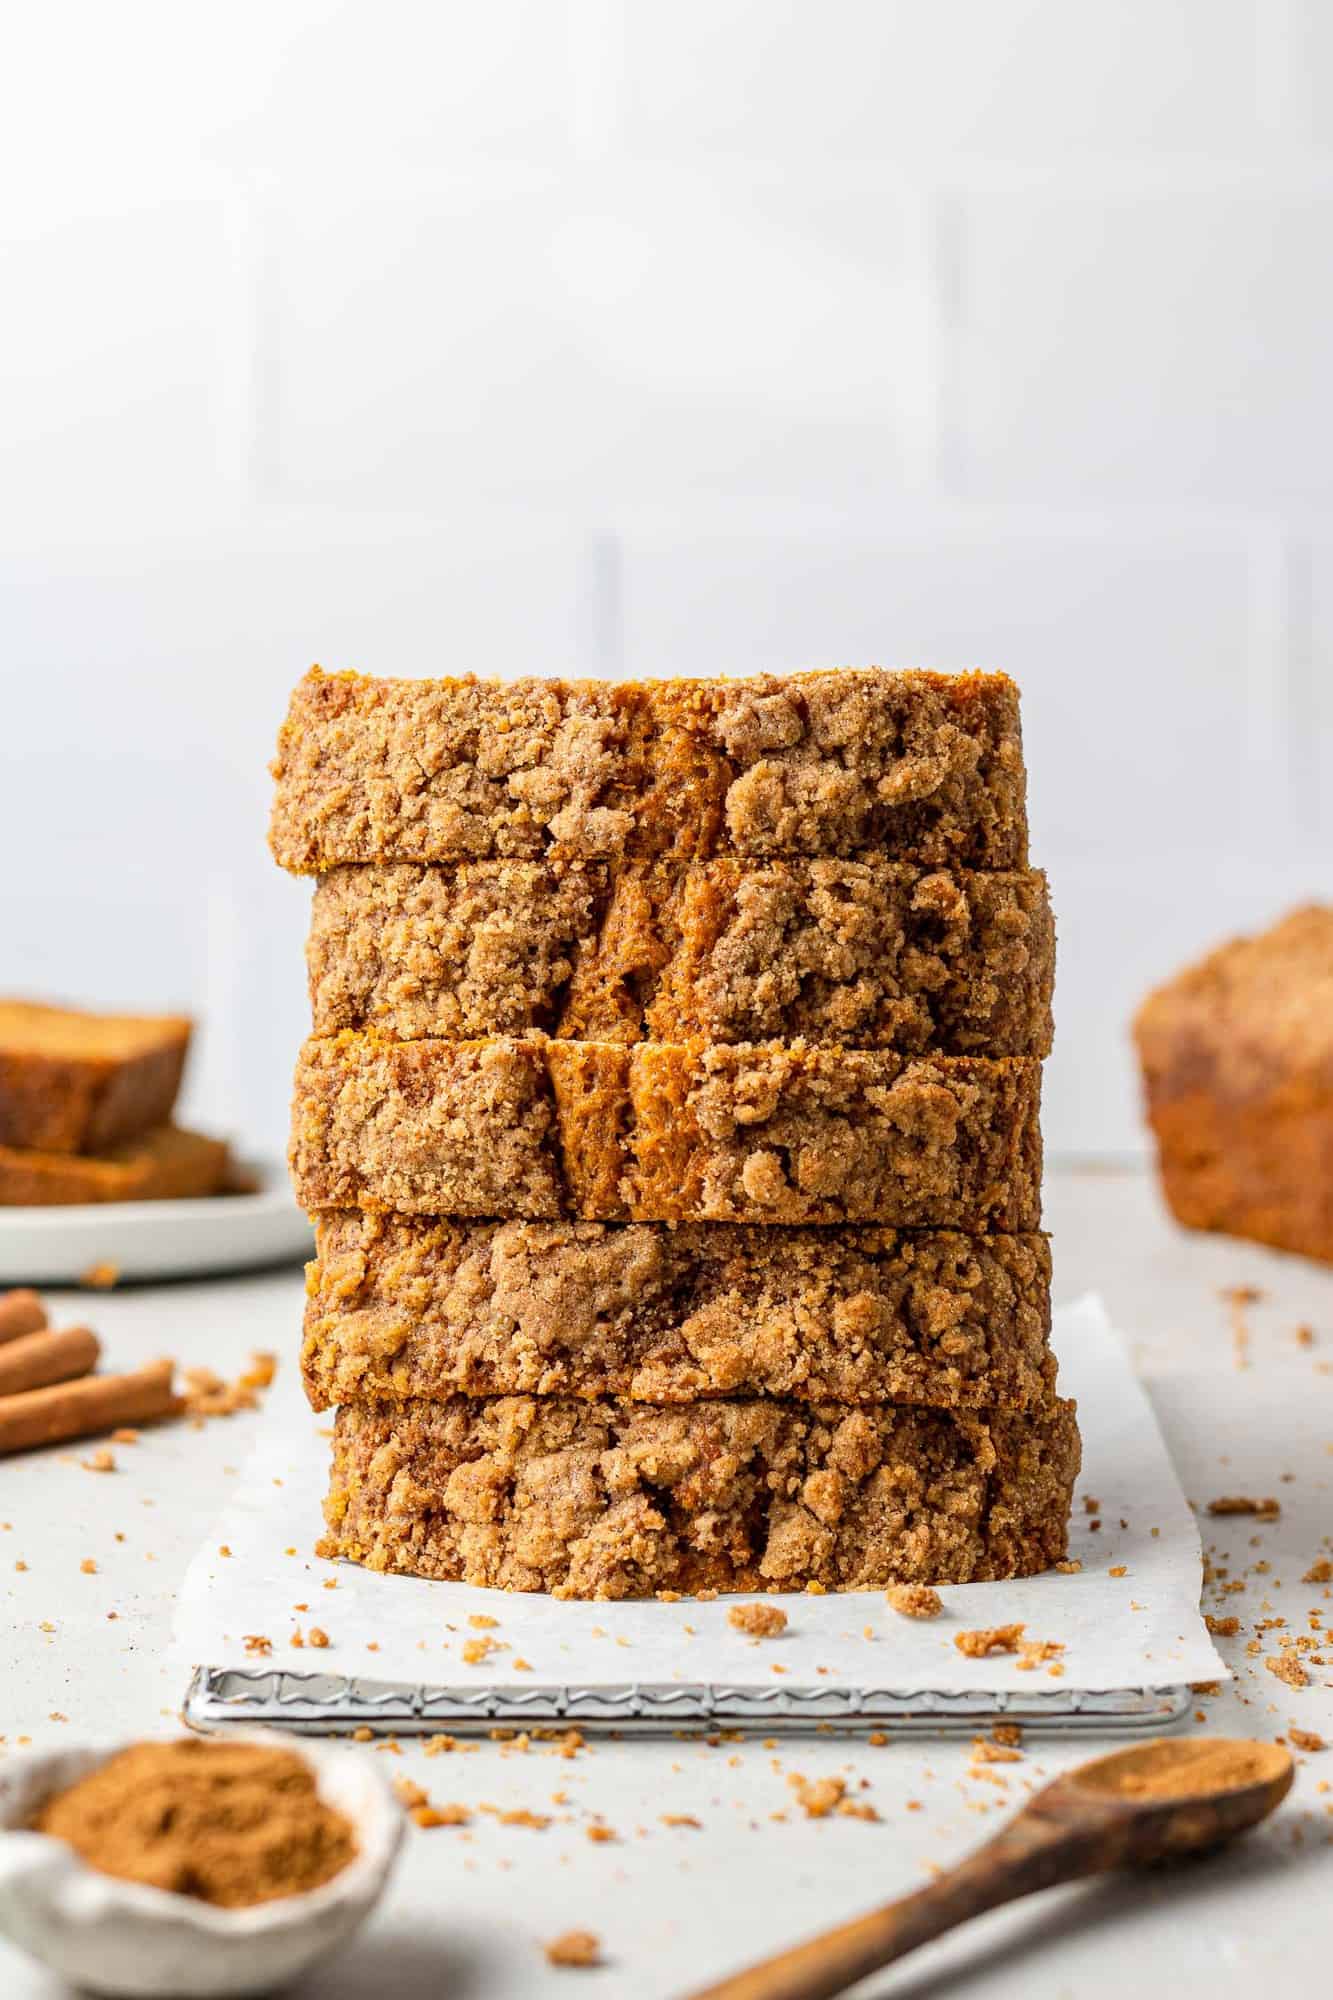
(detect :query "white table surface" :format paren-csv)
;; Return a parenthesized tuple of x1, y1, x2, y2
(4, 1163, 1332, 1998)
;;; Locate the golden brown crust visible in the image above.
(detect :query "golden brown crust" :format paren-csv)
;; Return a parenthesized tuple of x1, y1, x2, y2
(301, 1213, 1054, 1411)
(1135, 905, 1333, 1262)
(270, 667, 1028, 872)
(289, 1035, 1043, 1229)
(319, 1393, 1079, 1598)
(0, 1125, 231, 1206)
(0, 1002, 191, 1154)
(307, 860, 1054, 1055)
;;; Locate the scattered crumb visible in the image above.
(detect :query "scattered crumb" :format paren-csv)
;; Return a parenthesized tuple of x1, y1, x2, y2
(955, 1623, 1024, 1658)
(413, 1802, 470, 1829)
(239, 1351, 277, 1390)
(182, 1354, 276, 1421)
(242, 1634, 272, 1657)
(1054, 1559, 1082, 1574)
(79, 1261, 119, 1289)
(468, 1614, 499, 1630)
(970, 1736, 1023, 1764)
(991, 1724, 1023, 1747)
(1109, 1565, 1128, 1578)
(1206, 1616, 1241, 1637)
(79, 1558, 97, 1575)
(887, 1584, 942, 1620)
(1016, 1638, 1066, 1673)
(80, 1449, 116, 1474)
(218, 1545, 232, 1558)
(1290, 1728, 1327, 1753)
(586, 1824, 616, 1844)
(462, 1636, 503, 1665)
(1207, 1496, 1281, 1519)
(1303, 1559, 1333, 1584)
(307, 1627, 330, 1649)
(788, 1774, 846, 1818)
(1266, 1653, 1310, 1690)
(394, 1779, 471, 1828)
(728, 1603, 788, 1638)
(661, 1814, 701, 1828)
(110, 1429, 139, 1446)
(545, 1931, 601, 1969)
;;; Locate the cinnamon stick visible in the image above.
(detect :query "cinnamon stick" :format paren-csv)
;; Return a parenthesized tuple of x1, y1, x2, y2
(0, 1360, 182, 1456)
(0, 1325, 100, 1398)
(0, 1289, 47, 1346)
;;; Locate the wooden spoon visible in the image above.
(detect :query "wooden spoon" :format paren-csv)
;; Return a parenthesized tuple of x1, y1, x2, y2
(686, 1737, 1292, 2000)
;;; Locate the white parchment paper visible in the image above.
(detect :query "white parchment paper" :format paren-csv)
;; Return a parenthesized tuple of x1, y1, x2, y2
(170, 1294, 1224, 1695)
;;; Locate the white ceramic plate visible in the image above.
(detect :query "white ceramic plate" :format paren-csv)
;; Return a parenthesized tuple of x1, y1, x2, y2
(0, 1163, 312, 1286)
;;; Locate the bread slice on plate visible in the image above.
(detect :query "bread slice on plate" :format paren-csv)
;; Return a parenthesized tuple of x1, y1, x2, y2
(0, 1001, 192, 1155)
(0, 1125, 229, 1206)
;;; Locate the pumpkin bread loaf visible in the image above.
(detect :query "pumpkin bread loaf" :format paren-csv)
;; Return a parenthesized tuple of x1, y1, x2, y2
(319, 1392, 1079, 1599)
(302, 1213, 1054, 1411)
(289, 1035, 1042, 1229)
(307, 858, 1054, 1055)
(1136, 904, 1333, 1263)
(271, 667, 1028, 873)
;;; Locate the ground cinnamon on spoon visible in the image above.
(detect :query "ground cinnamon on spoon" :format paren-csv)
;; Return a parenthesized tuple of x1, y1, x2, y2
(30, 1739, 356, 1907)
(1076, 1738, 1280, 1802)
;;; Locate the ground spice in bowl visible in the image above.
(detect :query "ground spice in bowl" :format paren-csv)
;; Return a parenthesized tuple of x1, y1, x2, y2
(29, 1739, 357, 1908)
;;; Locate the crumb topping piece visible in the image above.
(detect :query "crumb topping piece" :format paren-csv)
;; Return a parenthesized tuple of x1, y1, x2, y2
(886, 1584, 942, 1620)
(545, 1930, 602, 1969)
(727, 1603, 788, 1638)
(955, 1623, 1025, 1658)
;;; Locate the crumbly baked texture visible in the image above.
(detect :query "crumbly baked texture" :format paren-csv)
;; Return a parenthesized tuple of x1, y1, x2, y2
(1135, 905, 1333, 1263)
(289, 1035, 1043, 1229)
(306, 859, 1054, 1055)
(301, 1213, 1054, 1411)
(318, 1393, 1079, 1598)
(0, 1125, 231, 1206)
(270, 667, 1028, 872)
(0, 1001, 191, 1154)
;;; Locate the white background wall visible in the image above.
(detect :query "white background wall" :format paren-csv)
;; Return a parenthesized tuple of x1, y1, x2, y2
(2, 0, 1330, 1160)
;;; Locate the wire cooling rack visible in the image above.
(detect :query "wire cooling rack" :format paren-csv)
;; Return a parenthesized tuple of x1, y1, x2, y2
(184, 1666, 1192, 1738)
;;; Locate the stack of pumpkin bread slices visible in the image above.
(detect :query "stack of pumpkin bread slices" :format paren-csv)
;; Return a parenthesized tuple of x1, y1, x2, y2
(270, 665, 1078, 1601)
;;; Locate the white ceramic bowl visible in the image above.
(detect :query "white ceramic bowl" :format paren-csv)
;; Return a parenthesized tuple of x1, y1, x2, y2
(0, 1732, 404, 1997)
